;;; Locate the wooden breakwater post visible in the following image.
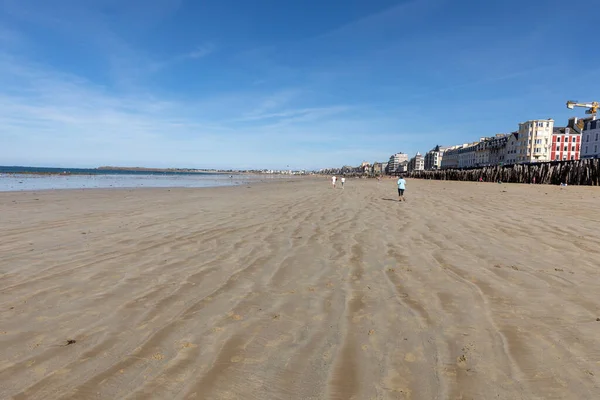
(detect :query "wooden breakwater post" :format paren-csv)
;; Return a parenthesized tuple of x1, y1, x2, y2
(407, 159, 600, 186)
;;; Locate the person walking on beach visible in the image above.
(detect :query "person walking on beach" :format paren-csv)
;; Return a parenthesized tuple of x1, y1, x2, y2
(341, 177, 345, 189)
(331, 176, 337, 188)
(397, 175, 406, 202)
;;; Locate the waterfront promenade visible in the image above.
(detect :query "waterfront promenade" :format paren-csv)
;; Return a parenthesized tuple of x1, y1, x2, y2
(1, 179, 599, 399)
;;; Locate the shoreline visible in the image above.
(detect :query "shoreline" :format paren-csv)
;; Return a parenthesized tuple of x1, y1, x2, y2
(0, 175, 304, 194)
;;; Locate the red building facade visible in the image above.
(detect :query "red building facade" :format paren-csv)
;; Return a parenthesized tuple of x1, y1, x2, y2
(551, 127, 580, 161)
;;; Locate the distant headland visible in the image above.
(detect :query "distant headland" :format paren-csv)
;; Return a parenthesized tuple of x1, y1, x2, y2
(96, 166, 223, 173)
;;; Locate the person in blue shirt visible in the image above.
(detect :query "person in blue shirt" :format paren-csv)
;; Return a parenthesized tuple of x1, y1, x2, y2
(397, 176, 406, 202)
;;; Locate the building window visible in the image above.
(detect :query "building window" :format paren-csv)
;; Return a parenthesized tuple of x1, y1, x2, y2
(597, 133, 599, 141)
(572, 146, 575, 151)
(557, 137, 560, 142)
(596, 145, 598, 153)
(587, 135, 590, 142)
(586, 146, 588, 153)
(571, 155, 575, 160)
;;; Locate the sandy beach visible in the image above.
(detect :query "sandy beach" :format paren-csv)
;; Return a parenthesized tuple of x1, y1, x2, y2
(1, 178, 599, 399)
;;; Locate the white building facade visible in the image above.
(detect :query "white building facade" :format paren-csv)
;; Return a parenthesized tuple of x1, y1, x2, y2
(387, 152, 409, 174)
(457, 144, 478, 168)
(487, 134, 509, 166)
(408, 152, 425, 171)
(504, 132, 520, 164)
(424, 145, 449, 170)
(515, 119, 554, 163)
(581, 119, 600, 159)
(440, 147, 460, 169)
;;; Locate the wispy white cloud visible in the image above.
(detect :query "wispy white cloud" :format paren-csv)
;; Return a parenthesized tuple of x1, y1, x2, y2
(239, 106, 349, 122)
(312, 0, 445, 42)
(187, 44, 215, 59)
(243, 89, 303, 118)
(146, 43, 216, 74)
(0, 53, 386, 169)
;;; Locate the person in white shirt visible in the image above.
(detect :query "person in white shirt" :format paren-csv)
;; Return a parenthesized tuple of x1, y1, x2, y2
(397, 176, 406, 202)
(331, 176, 337, 188)
(341, 177, 345, 189)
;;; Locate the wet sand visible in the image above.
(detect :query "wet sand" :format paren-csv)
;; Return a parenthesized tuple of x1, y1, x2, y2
(1, 178, 599, 399)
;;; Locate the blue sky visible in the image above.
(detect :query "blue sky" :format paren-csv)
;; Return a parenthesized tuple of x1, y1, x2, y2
(1, 0, 598, 169)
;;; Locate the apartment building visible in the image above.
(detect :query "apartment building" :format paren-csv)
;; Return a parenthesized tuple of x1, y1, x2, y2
(487, 134, 509, 165)
(440, 143, 478, 169)
(387, 152, 409, 174)
(398, 161, 409, 173)
(440, 146, 460, 169)
(424, 145, 450, 170)
(372, 162, 385, 175)
(504, 132, 520, 164)
(551, 128, 581, 161)
(581, 119, 600, 159)
(515, 119, 554, 163)
(408, 152, 425, 172)
(457, 144, 478, 168)
(474, 135, 509, 166)
(440, 144, 469, 169)
(474, 138, 491, 166)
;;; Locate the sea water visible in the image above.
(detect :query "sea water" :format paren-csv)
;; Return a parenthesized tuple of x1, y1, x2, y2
(0, 167, 282, 192)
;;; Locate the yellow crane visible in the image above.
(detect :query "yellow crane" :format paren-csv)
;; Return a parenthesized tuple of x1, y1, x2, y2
(566, 100, 599, 117)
